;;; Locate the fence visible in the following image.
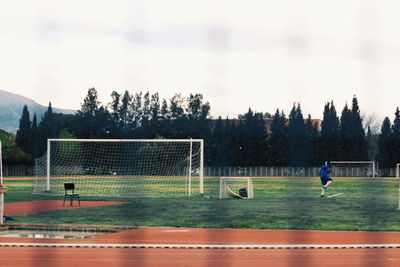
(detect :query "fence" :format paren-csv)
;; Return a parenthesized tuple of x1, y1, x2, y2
(204, 166, 397, 178)
(204, 166, 320, 177)
(2, 164, 34, 177)
(1, 165, 397, 178)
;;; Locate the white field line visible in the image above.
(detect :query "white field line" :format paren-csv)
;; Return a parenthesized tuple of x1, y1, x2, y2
(327, 193, 344, 198)
(0, 242, 400, 249)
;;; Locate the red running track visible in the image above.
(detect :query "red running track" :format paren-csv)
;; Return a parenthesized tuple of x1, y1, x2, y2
(1, 201, 400, 266)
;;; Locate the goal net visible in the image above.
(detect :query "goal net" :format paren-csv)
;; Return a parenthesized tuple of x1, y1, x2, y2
(219, 177, 254, 199)
(35, 139, 204, 198)
(328, 161, 377, 178)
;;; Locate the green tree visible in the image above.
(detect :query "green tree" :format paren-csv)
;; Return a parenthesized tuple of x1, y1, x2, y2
(376, 117, 392, 169)
(142, 91, 151, 124)
(119, 90, 133, 131)
(350, 96, 367, 159)
(15, 105, 32, 156)
(209, 117, 230, 166)
(109, 91, 121, 123)
(288, 103, 306, 166)
(305, 115, 320, 166)
(148, 92, 161, 138)
(391, 107, 400, 165)
(366, 126, 378, 161)
(187, 94, 203, 120)
(243, 109, 267, 166)
(36, 103, 58, 156)
(169, 93, 186, 120)
(0, 129, 31, 164)
(320, 101, 340, 162)
(340, 96, 367, 160)
(80, 87, 100, 116)
(267, 109, 288, 166)
(74, 87, 112, 138)
(31, 113, 40, 158)
(339, 103, 352, 160)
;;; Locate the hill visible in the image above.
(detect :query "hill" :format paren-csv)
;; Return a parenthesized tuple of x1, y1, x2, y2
(0, 89, 76, 133)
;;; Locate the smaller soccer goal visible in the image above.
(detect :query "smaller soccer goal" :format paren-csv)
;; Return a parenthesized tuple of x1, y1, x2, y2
(219, 177, 254, 199)
(328, 161, 377, 178)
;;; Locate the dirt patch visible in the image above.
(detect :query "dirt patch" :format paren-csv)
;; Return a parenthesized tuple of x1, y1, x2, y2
(4, 200, 129, 216)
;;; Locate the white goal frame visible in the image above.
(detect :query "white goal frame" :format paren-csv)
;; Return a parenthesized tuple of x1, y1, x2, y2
(396, 163, 400, 211)
(328, 161, 377, 178)
(219, 177, 254, 199)
(45, 138, 204, 196)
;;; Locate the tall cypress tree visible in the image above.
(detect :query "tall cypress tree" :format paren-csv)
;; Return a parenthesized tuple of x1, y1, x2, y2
(31, 113, 40, 158)
(340, 103, 352, 160)
(376, 117, 392, 169)
(119, 90, 132, 130)
(320, 101, 340, 162)
(340, 96, 367, 160)
(305, 114, 320, 166)
(267, 109, 288, 166)
(74, 87, 101, 138)
(240, 108, 267, 166)
(350, 96, 367, 160)
(37, 103, 58, 156)
(210, 117, 231, 167)
(288, 103, 306, 166)
(15, 105, 32, 155)
(391, 107, 400, 164)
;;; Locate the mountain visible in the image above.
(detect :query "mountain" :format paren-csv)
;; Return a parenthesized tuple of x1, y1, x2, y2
(0, 89, 76, 133)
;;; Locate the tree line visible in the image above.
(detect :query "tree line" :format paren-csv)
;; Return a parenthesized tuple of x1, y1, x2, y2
(4, 88, 400, 169)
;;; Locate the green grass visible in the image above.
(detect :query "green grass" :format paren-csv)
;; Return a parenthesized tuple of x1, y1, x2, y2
(3, 177, 400, 231)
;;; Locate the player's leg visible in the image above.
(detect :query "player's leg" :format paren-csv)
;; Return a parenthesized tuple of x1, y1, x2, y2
(324, 180, 332, 188)
(320, 177, 328, 197)
(321, 178, 333, 197)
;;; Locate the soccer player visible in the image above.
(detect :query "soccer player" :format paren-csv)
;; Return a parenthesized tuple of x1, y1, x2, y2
(319, 161, 333, 197)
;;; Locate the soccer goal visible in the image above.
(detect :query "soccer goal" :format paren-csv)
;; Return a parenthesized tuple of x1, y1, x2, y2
(328, 161, 377, 178)
(219, 177, 254, 199)
(35, 139, 204, 198)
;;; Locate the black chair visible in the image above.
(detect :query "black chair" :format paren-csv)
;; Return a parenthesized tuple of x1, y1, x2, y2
(63, 183, 80, 206)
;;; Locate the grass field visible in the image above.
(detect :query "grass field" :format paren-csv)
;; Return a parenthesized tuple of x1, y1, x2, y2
(4, 177, 400, 231)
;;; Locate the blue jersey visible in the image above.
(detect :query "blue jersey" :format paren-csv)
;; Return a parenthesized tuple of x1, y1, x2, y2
(319, 164, 331, 178)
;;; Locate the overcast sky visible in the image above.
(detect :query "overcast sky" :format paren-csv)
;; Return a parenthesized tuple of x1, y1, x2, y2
(1, 0, 400, 126)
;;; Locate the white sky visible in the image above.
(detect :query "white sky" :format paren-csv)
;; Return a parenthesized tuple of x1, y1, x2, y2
(1, 0, 400, 125)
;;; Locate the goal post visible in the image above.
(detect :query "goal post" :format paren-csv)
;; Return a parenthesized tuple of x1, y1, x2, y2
(35, 138, 204, 198)
(219, 177, 254, 199)
(327, 161, 377, 178)
(396, 163, 400, 211)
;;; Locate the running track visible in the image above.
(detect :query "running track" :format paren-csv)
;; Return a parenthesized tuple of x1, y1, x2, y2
(1, 226, 400, 267)
(1, 201, 400, 266)
(0, 246, 400, 267)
